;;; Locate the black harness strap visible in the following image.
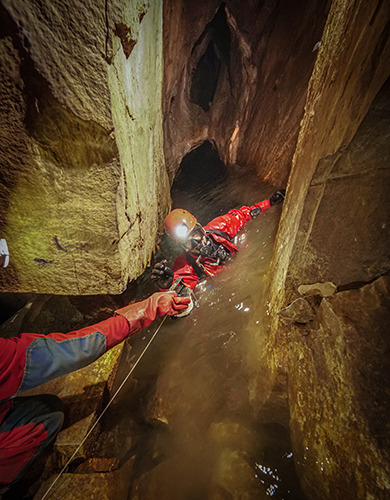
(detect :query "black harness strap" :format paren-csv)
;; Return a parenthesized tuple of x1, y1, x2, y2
(186, 252, 207, 279)
(205, 229, 233, 242)
(185, 229, 234, 279)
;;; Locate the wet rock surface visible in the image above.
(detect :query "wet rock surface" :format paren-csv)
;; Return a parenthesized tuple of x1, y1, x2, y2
(266, 1, 390, 497)
(163, 0, 329, 185)
(34, 457, 134, 500)
(269, 0, 390, 309)
(288, 276, 390, 500)
(277, 297, 316, 324)
(0, 0, 169, 295)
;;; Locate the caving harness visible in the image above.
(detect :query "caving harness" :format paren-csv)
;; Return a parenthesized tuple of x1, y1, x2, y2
(166, 230, 233, 319)
(186, 229, 235, 279)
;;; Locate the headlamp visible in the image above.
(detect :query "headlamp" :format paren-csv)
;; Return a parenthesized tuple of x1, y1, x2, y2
(175, 224, 189, 240)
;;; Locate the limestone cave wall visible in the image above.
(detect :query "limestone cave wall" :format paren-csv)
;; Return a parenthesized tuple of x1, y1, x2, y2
(163, 0, 330, 185)
(0, 0, 170, 295)
(267, 1, 390, 498)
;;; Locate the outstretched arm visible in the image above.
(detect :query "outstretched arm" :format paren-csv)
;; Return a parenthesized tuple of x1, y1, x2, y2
(0, 292, 190, 399)
(204, 190, 285, 239)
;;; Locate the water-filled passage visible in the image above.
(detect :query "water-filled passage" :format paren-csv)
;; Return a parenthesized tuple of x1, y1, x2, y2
(98, 165, 306, 499)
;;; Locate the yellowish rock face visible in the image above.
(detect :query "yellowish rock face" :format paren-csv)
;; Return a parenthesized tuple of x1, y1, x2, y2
(0, 0, 169, 295)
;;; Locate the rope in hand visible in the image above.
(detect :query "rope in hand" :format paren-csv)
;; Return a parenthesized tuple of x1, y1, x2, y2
(40, 314, 168, 500)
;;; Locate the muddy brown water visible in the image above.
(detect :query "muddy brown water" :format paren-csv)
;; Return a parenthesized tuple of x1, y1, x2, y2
(98, 166, 306, 499)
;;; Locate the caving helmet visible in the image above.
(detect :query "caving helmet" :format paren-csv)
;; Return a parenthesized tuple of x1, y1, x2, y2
(164, 209, 197, 243)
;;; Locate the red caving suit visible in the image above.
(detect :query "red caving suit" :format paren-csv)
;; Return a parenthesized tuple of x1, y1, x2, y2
(0, 315, 132, 489)
(0, 288, 187, 491)
(170, 198, 271, 289)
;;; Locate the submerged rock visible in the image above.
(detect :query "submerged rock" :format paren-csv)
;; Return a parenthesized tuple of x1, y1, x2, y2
(208, 420, 254, 453)
(34, 456, 134, 500)
(209, 449, 267, 500)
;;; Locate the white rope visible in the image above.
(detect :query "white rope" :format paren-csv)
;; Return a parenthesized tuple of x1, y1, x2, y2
(40, 315, 168, 500)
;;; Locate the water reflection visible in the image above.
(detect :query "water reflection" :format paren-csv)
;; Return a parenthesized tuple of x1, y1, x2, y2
(101, 167, 305, 499)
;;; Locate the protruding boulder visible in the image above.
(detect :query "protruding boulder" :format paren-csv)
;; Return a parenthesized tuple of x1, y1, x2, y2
(55, 412, 100, 467)
(298, 282, 337, 297)
(75, 457, 120, 473)
(0, 0, 170, 295)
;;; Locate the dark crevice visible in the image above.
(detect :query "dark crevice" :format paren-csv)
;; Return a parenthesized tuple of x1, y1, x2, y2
(189, 4, 231, 111)
(0, 3, 18, 39)
(337, 271, 390, 292)
(114, 22, 137, 59)
(190, 41, 221, 111)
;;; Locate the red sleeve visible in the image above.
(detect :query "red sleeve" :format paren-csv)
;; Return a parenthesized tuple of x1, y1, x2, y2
(172, 253, 200, 289)
(204, 199, 271, 238)
(0, 316, 130, 400)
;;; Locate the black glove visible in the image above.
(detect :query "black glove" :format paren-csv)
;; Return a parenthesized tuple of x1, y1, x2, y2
(250, 206, 262, 217)
(151, 260, 174, 289)
(269, 189, 286, 206)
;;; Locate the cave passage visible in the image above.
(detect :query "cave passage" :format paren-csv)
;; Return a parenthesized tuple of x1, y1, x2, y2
(173, 141, 227, 193)
(190, 4, 231, 111)
(102, 166, 304, 499)
(190, 41, 221, 111)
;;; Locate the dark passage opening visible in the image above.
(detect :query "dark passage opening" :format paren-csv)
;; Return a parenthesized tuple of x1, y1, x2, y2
(190, 42, 220, 111)
(173, 141, 227, 193)
(190, 4, 231, 112)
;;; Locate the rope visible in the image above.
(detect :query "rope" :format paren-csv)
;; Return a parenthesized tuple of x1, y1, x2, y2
(40, 315, 168, 500)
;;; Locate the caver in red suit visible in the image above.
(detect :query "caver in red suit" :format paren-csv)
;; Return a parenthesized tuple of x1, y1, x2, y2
(0, 292, 190, 492)
(151, 190, 286, 294)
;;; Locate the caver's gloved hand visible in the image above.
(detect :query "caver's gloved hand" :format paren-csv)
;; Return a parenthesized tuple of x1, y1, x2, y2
(250, 206, 262, 217)
(151, 260, 174, 289)
(269, 189, 286, 206)
(115, 291, 190, 334)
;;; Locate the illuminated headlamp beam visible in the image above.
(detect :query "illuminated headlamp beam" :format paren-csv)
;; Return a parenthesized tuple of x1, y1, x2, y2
(175, 224, 189, 240)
